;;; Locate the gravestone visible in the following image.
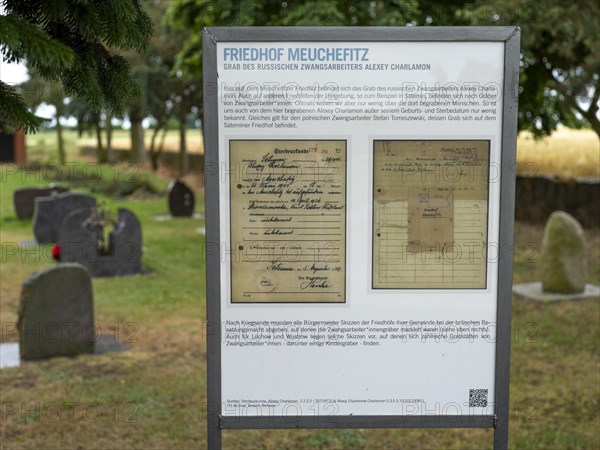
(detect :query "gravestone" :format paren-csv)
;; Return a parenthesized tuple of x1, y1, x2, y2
(541, 211, 587, 294)
(17, 264, 95, 360)
(14, 185, 70, 220)
(168, 179, 195, 217)
(33, 192, 96, 244)
(59, 207, 143, 277)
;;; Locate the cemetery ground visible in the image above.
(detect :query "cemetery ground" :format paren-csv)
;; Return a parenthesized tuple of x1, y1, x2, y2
(0, 139, 598, 449)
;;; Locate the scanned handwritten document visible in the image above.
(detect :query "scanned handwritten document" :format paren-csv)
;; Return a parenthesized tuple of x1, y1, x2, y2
(230, 140, 346, 302)
(373, 140, 490, 289)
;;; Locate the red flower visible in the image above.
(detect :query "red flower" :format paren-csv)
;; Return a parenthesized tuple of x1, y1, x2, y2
(52, 242, 60, 261)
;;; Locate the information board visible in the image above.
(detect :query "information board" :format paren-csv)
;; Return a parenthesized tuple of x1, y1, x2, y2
(203, 27, 520, 449)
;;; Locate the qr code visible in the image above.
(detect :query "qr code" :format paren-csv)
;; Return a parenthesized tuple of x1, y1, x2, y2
(469, 389, 488, 407)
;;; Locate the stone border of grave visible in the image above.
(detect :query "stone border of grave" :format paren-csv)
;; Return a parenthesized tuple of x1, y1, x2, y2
(513, 282, 600, 302)
(2, 324, 128, 369)
(0, 343, 20, 369)
(154, 213, 203, 222)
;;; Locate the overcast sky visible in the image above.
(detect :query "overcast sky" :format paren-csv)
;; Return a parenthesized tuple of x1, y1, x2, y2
(0, 60, 28, 84)
(1, 58, 142, 128)
(1, 59, 68, 124)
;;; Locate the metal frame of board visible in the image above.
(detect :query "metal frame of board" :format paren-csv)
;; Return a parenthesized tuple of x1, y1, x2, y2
(203, 26, 520, 450)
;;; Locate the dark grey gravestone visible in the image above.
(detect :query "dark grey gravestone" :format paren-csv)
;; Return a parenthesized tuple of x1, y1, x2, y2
(168, 179, 195, 217)
(59, 207, 143, 277)
(17, 263, 95, 360)
(14, 185, 70, 220)
(33, 192, 96, 244)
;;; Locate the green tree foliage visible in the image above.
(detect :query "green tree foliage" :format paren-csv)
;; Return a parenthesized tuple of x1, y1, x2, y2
(0, 0, 153, 133)
(126, 1, 202, 170)
(168, 0, 420, 74)
(467, 0, 599, 138)
(169, 0, 599, 138)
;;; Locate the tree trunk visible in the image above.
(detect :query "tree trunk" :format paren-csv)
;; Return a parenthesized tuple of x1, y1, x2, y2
(106, 114, 114, 162)
(130, 120, 146, 165)
(148, 125, 162, 172)
(179, 120, 188, 176)
(567, 91, 600, 139)
(56, 118, 66, 165)
(589, 115, 600, 139)
(95, 116, 107, 163)
(582, 107, 600, 140)
(158, 127, 168, 152)
(77, 114, 85, 138)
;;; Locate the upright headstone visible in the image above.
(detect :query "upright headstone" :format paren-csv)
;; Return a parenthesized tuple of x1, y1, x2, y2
(541, 211, 587, 294)
(17, 264, 95, 360)
(33, 192, 96, 243)
(168, 179, 195, 217)
(59, 207, 143, 277)
(14, 185, 70, 220)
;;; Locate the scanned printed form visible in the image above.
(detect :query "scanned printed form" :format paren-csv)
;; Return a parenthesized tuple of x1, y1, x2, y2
(230, 140, 346, 302)
(373, 140, 490, 289)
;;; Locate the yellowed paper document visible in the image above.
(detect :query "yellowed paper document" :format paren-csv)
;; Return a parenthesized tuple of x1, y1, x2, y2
(373, 140, 489, 289)
(230, 140, 346, 302)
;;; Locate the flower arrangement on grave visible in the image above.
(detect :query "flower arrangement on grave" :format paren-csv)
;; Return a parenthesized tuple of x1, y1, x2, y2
(83, 203, 117, 255)
(51, 242, 60, 261)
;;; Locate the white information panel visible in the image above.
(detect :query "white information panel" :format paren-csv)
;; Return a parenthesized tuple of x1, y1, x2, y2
(217, 41, 505, 418)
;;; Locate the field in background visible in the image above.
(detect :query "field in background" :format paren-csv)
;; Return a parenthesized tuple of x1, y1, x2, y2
(22, 128, 600, 178)
(24, 127, 598, 178)
(25, 129, 80, 162)
(516, 127, 600, 178)
(25, 129, 203, 164)
(77, 130, 204, 155)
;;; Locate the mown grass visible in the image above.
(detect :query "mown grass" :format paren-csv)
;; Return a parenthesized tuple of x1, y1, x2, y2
(0, 150, 598, 448)
(0, 164, 207, 448)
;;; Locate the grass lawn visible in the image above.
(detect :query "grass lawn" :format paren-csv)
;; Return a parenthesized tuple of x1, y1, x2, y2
(0, 153, 598, 448)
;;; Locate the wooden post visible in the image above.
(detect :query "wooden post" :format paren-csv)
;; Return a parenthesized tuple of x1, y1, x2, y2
(14, 129, 26, 163)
